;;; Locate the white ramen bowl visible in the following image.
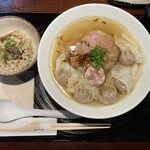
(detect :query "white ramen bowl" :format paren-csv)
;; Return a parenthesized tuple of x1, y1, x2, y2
(38, 4, 150, 119)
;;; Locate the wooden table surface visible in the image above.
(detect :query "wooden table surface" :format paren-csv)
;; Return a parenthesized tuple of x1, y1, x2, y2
(0, 0, 145, 15)
(0, 0, 150, 150)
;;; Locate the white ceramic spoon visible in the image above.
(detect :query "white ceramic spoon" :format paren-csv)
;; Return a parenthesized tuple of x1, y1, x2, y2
(0, 99, 80, 122)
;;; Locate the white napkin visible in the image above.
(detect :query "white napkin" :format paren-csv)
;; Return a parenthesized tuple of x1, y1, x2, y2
(0, 118, 57, 136)
(0, 71, 57, 136)
(0, 71, 34, 108)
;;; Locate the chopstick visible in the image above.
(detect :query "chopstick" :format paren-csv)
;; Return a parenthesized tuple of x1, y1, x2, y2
(0, 118, 111, 136)
(0, 123, 111, 131)
(51, 123, 111, 130)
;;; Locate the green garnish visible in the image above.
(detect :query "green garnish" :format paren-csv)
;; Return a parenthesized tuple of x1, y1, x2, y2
(4, 39, 16, 51)
(0, 38, 16, 61)
(89, 45, 107, 69)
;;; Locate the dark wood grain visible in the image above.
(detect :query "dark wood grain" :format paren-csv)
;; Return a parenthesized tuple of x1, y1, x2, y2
(0, 142, 150, 150)
(0, 0, 145, 15)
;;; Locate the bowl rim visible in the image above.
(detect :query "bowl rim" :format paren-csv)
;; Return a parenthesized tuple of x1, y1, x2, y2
(38, 3, 150, 119)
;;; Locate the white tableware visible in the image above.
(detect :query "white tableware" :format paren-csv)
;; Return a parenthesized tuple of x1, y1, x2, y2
(0, 16, 40, 76)
(0, 99, 79, 122)
(38, 4, 150, 119)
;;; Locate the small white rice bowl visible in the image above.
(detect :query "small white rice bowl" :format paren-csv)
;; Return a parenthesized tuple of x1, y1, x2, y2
(38, 4, 150, 119)
(0, 16, 40, 76)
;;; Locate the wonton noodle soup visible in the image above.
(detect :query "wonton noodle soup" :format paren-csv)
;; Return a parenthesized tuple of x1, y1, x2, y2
(50, 16, 145, 106)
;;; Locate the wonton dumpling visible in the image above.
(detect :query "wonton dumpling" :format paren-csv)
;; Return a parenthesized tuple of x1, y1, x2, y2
(114, 34, 145, 64)
(99, 73, 118, 104)
(67, 78, 103, 103)
(67, 67, 85, 89)
(55, 53, 76, 86)
(111, 64, 140, 94)
(66, 67, 102, 103)
(74, 88, 93, 104)
(119, 51, 136, 66)
(101, 87, 118, 104)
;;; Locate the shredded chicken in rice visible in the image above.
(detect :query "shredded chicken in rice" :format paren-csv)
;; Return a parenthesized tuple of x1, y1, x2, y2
(0, 30, 34, 73)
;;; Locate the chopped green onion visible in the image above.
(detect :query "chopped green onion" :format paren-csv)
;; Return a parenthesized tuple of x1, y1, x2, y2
(0, 38, 16, 61)
(4, 39, 16, 51)
(89, 45, 107, 70)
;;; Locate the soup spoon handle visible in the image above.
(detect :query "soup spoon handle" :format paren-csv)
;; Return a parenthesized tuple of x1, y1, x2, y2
(0, 99, 80, 122)
(1, 108, 80, 123)
(22, 109, 79, 120)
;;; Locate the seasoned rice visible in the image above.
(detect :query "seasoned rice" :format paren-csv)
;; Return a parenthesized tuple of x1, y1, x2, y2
(0, 30, 35, 73)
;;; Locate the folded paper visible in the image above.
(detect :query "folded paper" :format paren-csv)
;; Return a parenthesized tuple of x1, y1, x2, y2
(0, 118, 57, 136)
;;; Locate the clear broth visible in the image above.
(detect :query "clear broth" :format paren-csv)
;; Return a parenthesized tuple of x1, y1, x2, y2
(50, 16, 142, 106)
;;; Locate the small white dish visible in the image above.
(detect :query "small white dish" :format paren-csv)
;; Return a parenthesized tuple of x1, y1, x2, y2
(0, 16, 40, 76)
